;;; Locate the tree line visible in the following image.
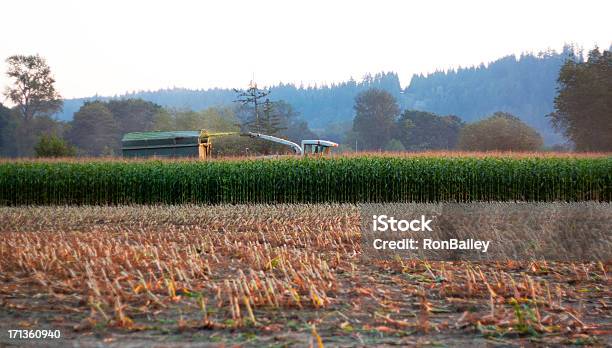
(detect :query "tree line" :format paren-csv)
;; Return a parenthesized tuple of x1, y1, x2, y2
(336, 46, 609, 153)
(56, 46, 592, 145)
(348, 90, 543, 152)
(0, 57, 318, 157)
(1, 47, 610, 157)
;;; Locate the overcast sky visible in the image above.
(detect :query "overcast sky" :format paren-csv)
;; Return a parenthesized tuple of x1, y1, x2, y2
(1, 0, 610, 100)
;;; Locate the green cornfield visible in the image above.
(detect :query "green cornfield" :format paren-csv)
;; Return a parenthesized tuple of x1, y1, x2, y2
(0, 156, 610, 205)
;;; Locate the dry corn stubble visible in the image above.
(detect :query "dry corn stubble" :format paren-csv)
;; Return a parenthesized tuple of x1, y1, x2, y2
(0, 204, 610, 346)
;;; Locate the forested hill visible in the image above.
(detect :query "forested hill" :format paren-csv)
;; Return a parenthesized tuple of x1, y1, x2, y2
(403, 49, 574, 143)
(57, 48, 575, 144)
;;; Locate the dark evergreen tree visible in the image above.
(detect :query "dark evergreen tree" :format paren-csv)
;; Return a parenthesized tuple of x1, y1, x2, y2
(105, 99, 162, 133)
(67, 102, 119, 155)
(244, 98, 286, 135)
(396, 110, 464, 150)
(352, 89, 400, 150)
(549, 47, 612, 151)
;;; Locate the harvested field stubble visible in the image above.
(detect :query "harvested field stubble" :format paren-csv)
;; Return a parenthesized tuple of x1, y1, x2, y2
(0, 204, 610, 346)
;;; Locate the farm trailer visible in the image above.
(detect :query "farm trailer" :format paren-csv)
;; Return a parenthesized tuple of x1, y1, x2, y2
(121, 130, 236, 159)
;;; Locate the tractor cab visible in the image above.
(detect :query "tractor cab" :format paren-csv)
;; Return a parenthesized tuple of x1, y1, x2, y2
(301, 140, 338, 156)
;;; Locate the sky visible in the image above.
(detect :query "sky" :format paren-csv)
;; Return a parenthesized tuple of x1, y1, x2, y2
(0, 0, 610, 100)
